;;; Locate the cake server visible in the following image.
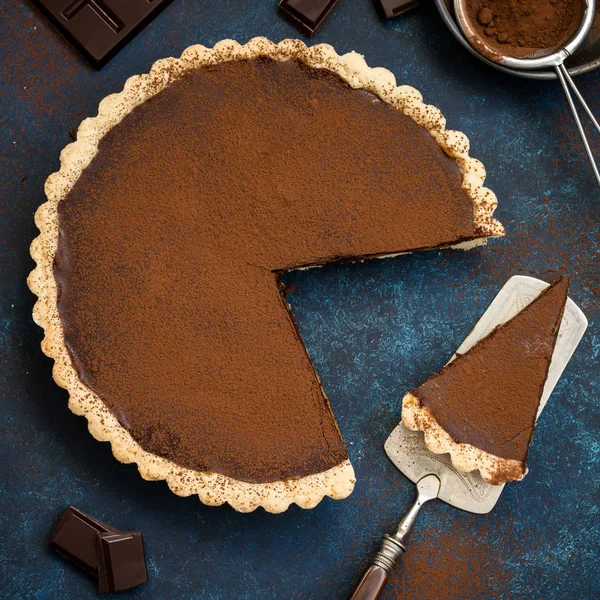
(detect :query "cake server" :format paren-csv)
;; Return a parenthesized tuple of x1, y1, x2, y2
(349, 275, 588, 600)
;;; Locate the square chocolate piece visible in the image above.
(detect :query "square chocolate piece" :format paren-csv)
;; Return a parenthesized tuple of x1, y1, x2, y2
(32, 0, 175, 68)
(98, 532, 148, 593)
(279, 0, 342, 36)
(375, 0, 420, 19)
(49, 506, 117, 576)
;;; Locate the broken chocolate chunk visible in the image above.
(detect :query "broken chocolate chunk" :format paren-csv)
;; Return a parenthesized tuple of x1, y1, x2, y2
(49, 506, 117, 576)
(98, 532, 148, 593)
(32, 0, 175, 68)
(375, 0, 420, 20)
(279, 0, 342, 36)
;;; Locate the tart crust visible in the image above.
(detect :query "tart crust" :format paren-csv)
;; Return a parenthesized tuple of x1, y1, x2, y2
(28, 37, 503, 512)
(402, 393, 525, 485)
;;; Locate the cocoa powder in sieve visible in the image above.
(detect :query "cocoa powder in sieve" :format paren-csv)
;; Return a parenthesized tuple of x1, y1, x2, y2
(466, 0, 586, 59)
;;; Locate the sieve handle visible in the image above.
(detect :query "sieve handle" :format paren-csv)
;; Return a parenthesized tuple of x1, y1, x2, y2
(555, 63, 600, 187)
(558, 65, 600, 135)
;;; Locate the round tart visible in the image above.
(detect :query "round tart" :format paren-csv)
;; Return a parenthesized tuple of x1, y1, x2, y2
(29, 38, 503, 513)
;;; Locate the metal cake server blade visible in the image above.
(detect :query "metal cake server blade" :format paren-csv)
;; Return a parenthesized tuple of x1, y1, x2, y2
(385, 275, 588, 514)
(349, 276, 587, 600)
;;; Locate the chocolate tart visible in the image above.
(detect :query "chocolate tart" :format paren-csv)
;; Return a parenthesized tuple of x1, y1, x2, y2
(28, 38, 503, 512)
(402, 277, 569, 485)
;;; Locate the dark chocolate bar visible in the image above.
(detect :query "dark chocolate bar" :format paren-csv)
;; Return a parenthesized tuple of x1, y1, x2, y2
(98, 532, 148, 593)
(32, 0, 175, 68)
(375, 0, 420, 19)
(279, 0, 342, 36)
(49, 507, 117, 576)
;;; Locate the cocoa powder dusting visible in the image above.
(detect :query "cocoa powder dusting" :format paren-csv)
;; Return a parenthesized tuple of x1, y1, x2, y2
(387, 511, 540, 599)
(466, 0, 586, 59)
(55, 57, 482, 483)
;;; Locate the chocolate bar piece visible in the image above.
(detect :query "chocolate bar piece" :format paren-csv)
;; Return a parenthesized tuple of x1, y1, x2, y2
(279, 0, 342, 36)
(49, 507, 117, 576)
(32, 0, 175, 68)
(98, 532, 147, 593)
(375, 0, 420, 19)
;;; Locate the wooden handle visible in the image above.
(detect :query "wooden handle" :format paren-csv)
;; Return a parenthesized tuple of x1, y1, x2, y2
(348, 565, 389, 600)
(348, 475, 437, 599)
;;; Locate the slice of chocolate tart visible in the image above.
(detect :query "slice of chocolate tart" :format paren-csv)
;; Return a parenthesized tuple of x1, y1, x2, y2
(402, 276, 569, 485)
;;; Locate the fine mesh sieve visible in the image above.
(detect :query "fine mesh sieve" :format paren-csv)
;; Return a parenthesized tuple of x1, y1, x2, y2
(454, 0, 600, 187)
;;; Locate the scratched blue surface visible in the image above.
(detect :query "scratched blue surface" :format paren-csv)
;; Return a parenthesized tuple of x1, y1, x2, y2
(0, 1, 599, 598)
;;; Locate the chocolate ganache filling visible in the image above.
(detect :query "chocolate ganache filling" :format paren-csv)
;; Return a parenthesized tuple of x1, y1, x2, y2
(55, 57, 483, 483)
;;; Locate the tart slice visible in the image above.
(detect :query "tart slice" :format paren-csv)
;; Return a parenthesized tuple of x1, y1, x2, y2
(402, 276, 569, 485)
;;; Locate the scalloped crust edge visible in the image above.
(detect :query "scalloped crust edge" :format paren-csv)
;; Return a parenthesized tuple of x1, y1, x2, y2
(28, 37, 503, 513)
(402, 393, 526, 485)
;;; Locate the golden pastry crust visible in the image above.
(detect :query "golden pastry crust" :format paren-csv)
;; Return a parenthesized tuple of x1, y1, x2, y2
(402, 393, 526, 485)
(28, 37, 503, 513)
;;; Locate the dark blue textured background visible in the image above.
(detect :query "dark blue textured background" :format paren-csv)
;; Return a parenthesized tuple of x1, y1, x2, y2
(1, 1, 599, 598)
